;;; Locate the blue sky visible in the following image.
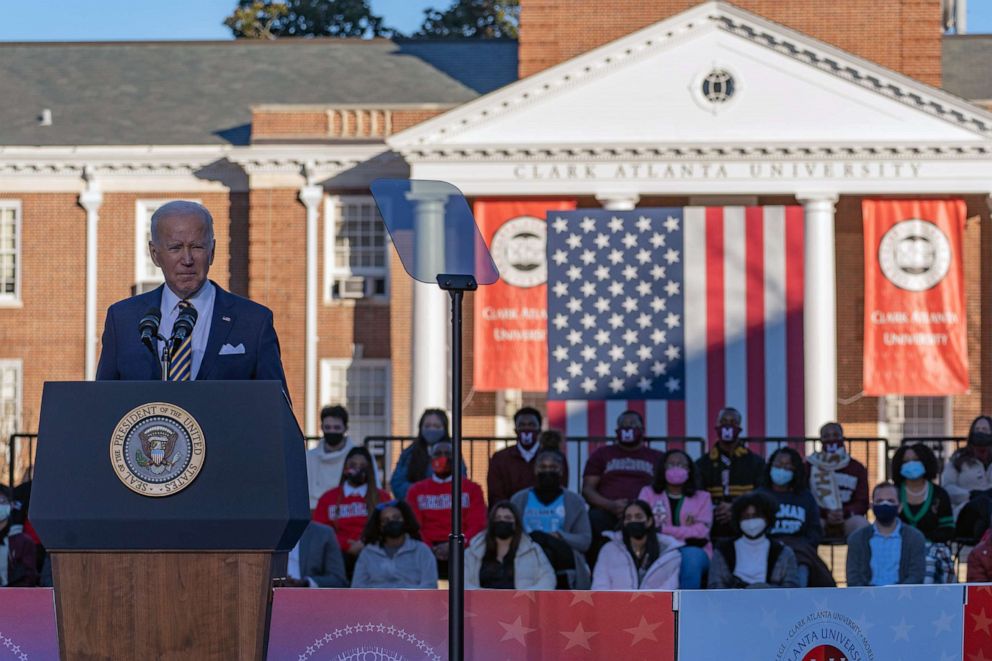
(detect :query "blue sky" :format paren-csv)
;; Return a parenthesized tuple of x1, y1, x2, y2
(0, 1, 989, 41)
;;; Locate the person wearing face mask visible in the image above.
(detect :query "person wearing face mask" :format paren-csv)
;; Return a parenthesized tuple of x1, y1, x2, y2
(487, 408, 568, 506)
(511, 449, 592, 589)
(406, 441, 487, 575)
(390, 409, 465, 501)
(695, 407, 766, 543)
(582, 410, 665, 567)
(591, 500, 682, 590)
(846, 482, 926, 586)
(708, 491, 799, 589)
(465, 502, 555, 589)
(942, 415, 992, 515)
(805, 422, 869, 540)
(892, 443, 955, 583)
(638, 450, 712, 589)
(306, 405, 381, 510)
(352, 500, 438, 589)
(0, 487, 38, 587)
(312, 446, 392, 577)
(758, 447, 834, 588)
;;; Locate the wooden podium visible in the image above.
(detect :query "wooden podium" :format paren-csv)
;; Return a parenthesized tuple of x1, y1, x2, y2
(29, 381, 310, 661)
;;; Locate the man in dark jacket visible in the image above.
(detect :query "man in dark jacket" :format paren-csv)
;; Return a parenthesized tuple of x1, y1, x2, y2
(846, 482, 926, 587)
(695, 407, 766, 542)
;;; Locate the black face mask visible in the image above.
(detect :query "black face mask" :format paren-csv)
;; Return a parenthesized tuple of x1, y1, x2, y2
(971, 432, 992, 448)
(492, 521, 515, 540)
(624, 521, 648, 540)
(535, 471, 561, 492)
(345, 468, 368, 487)
(324, 432, 345, 448)
(382, 520, 405, 539)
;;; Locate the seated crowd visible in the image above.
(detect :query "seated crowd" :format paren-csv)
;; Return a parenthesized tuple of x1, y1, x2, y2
(6, 405, 992, 590)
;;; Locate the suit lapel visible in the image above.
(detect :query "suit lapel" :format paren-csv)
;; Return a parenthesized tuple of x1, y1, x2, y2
(198, 282, 236, 380)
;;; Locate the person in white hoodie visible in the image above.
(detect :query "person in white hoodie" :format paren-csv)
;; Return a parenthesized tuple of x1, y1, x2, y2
(466, 501, 555, 590)
(591, 500, 682, 590)
(306, 405, 380, 509)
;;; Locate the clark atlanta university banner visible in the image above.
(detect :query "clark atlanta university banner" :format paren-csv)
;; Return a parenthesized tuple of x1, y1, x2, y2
(472, 200, 575, 391)
(862, 199, 968, 396)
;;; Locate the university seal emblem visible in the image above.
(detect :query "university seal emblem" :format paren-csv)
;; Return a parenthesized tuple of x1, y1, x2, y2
(878, 218, 951, 292)
(109, 403, 205, 497)
(490, 215, 546, 288)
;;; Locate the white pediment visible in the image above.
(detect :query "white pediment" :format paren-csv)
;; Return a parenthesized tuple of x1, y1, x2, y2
(390, 2, 992, 152)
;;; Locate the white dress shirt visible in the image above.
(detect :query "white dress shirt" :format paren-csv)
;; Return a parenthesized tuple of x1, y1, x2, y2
(158, 281, 215, 380)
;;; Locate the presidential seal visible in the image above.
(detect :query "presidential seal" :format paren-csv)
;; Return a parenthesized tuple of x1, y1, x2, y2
(878, 219, 951, 292)
(490, 216, 546, 288)
(109, 403, 205, 497)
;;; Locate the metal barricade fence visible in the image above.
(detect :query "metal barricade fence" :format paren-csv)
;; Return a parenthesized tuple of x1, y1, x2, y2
(5, 433, 37, 488)
(361, 436, 707, 494)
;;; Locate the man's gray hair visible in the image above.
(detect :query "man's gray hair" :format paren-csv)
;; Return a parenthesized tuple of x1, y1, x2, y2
(149, 200, 214, 244)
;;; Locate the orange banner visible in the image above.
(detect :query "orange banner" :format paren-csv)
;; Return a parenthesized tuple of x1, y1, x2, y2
(863, 199, 968, 395)
(473, 200, 576, 391)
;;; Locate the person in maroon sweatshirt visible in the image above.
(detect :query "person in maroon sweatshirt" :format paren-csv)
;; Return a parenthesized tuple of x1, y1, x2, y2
(487, 407, 568, 506)
(407, 441, 487, 576)
(805, 422, 869, 540)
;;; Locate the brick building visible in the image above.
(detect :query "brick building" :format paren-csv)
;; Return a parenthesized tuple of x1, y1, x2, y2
(2, 0, 992, 481)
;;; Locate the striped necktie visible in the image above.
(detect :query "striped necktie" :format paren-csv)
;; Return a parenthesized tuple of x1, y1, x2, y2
(168, 300, 193, 382)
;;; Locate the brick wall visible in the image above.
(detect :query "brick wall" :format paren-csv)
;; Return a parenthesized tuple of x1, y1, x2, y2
(518, 0, 943, 87)
(251, 107, 450, 142)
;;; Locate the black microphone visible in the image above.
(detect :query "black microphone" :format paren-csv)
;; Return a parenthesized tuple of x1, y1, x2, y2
(171, 304, 198, 355)
(138, 307, 162, 355)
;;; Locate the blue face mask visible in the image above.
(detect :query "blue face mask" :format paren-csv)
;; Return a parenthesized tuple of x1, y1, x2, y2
(900, 460, 926, 480)
(770, 467, 794, 486)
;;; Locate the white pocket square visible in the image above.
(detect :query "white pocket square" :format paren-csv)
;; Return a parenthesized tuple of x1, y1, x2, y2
(219, 343, 245, 355)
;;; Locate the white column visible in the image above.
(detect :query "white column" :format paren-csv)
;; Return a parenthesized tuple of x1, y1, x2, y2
(406, 185, 452, 429)
(798, 192, 839, 435)
(299, 179, 323, 437)
(79, 167, 103, 381)
(596, 192, 640, 211)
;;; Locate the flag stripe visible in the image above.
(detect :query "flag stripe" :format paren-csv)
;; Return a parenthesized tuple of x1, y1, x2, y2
(683, 207, 708, 439)
(723, 207, 748, 435)
(745, 206, 766, 438)
(763, 206, 788, 439)
(785, 205, 806, 439)
(705, 207, 726, 442)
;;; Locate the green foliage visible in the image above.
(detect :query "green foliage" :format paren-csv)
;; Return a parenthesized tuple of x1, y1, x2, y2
(414, 0, 519, 39)
(224, 0, 392, 39)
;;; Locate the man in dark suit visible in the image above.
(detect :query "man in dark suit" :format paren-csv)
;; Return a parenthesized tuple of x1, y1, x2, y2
(96, 200, 288, 394)
(281, 521, 347, 588)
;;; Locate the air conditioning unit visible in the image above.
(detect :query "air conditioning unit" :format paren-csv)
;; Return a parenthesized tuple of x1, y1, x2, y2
(336, 276, 368, 299)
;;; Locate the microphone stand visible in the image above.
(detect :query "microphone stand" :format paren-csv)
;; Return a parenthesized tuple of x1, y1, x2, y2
(158, 334, 171, 382)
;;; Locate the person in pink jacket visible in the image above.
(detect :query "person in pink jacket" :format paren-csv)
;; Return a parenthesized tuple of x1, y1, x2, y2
(638, 449, 713, 588)
(591, 500, 682, 590)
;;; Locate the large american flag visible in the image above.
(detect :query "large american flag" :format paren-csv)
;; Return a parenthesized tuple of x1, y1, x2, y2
(546, 207, 805, 456)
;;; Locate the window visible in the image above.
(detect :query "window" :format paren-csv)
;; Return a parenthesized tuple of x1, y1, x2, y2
(0, 201, 21, 303)
(135, 199, 201, 294)
(879, 395, 952, 440)
(0, 360, 22, 441)
(320, 359, 391, 446)
(324, 196, 389, 301)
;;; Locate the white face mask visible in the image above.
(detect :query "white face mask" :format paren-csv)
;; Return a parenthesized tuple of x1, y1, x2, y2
(739, 517, 766, 539)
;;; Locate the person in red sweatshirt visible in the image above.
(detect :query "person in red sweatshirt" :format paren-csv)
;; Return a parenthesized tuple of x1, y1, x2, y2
(313, 446, 391, 577)
(407, 441, 487, 576)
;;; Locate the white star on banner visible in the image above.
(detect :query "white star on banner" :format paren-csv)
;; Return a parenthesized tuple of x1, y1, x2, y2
(664, 248, 680, 264)
(581, 345, 596, 362)
(665, 281, 681, 297)
(890, 618, 913, 642)
(609, 377, 625, 393)
(622, 329, 638, 344)
(608, 345, 624, 361)
(580, 250, 596, 265)
(636, 216, 652, 232)
(581, 377, 596, 393)
(608, 249, 624, 264)
(553, 377, 569, 393)
(595, 361, 610, 377)
(595, 265, 610, 280)
(566, 298, 582, 313)
(609, 216, 624, 233)
(651, 328, 667, 344)
(594, 234, 610, 249)
(665, 312, 681, 328)
(636, 281, 652, 297)
(665, 216, 680, 232)
(553, 314, 568, 330)
(553, 217, 568, 233)
(638, 377, 652, 392)
(666, 345, 681, 361)
(566, 234, 582, 249)
(622, 233, 638, 249)
(552, 282, 568, 297)
(580, 216, 597, 233)
(637, 345, 652, 361)
(608, 313, 623, 329)
(567, 362, 582, 378)
(933, 611, 954, 635)
(567, 329, 582, 345)
(581, 313, 596, 329)
(624, 616, 661, 645)
(650, 233, 666, 249)
(651, 361, 667, 376)
(567, 265, 582, 280)
(650, 297, 667, 313)
(636, 312, 652, 328)
(595, 329, 610, 345)
(594, 298, 610, 313)
(636, 249, 652, 264)
(666, 377, 681, 392)
(581, 281, 597, 297)
(553, 345, 568, 361)
(650, 264, 666, 279)
(499, 616, 536, 646)
(622, 265, 638, 280)
(623, 361, 638, 376)
(622, 297, 638, 312)
(608, 281, 624, 297)
(552, 249, 568, 265)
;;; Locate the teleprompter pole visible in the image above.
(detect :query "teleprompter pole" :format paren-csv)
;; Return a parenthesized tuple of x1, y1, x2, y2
(438, 274, 477, 661)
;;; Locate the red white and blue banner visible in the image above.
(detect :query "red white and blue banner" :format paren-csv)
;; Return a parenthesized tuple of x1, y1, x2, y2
(546, 207, 805, 449)
(267, 589, 676, 660)
(678, 585, 964, 660)
(0, 589, 60, 660)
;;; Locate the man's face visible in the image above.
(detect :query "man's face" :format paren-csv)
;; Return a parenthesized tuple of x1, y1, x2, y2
(820, 424, 844, 452)
(716, 411, 741, 443)
(321, 416, 347, 435)
(873, 486, 898, 507)
(149, 212, 215, 300)
(514, 413, 540, 434)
